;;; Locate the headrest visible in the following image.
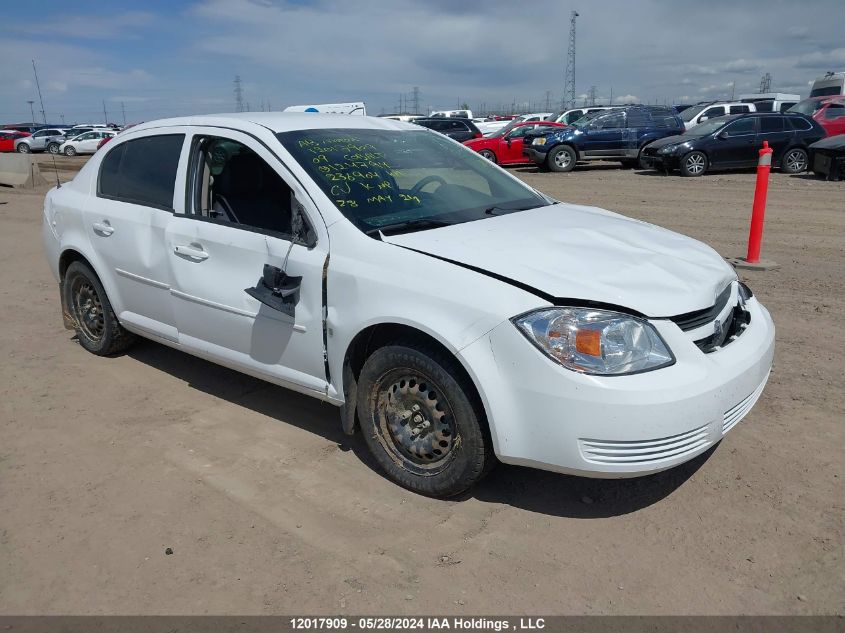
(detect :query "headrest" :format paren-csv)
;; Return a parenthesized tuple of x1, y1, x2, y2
(218, 152, 264, 196)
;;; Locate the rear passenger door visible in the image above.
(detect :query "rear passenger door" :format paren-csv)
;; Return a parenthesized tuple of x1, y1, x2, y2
(757, 116, 792, 163)
(164, 127, 329, 396)
(86, 132, 187, 341)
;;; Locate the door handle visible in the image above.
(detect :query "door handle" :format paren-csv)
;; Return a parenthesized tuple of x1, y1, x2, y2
(174, 244, 209, 261)
(92, 221, 114, 236)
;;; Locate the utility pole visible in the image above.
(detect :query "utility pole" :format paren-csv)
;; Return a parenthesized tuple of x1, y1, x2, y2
(562, 10, 578, 109)
(27, 100, 35, 124)
(233, 75, 244, 112)
(32, 59, 47, 123)
(730, 81, 736, 100)
(609, 86, 613, 106)
(121, 101, 126, 126)
(759, 72, 772, 93)
(411, 86, 420, 115)
(102, 100, 108, 125)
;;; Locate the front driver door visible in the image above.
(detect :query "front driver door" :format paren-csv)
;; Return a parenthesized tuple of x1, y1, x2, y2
(165, 128, 329, 396)
(582, 111, 626, 156)
(712, 117, 758, 167)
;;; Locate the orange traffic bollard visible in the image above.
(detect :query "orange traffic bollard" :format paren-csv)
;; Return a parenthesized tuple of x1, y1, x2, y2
(730, 140, 779, 271)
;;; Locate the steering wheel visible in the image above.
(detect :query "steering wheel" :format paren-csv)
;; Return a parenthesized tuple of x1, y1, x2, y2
(411, 175, 447, 195)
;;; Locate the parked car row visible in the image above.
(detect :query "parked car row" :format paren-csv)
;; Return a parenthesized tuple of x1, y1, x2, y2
(0, 123, 123, 155)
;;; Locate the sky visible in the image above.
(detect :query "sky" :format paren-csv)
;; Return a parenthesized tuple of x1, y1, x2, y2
(1, 0, 844, 124)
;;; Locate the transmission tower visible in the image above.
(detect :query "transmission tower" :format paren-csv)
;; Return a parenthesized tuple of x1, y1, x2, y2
(562, 10, 578, 109)
(411, 86, 420, 115)
(233, 75, 244, 112)
(759, 73, 772, 93)
(588, 85, 597, 106)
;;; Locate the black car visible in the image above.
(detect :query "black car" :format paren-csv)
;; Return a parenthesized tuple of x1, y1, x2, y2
(809, 135, 845, 181)
(522, 106, 685, 172)
(412, 118, 482, 143)
(640, 113, 826, 177)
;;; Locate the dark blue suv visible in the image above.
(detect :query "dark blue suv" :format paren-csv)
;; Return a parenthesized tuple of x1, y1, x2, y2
(523, 106, 685, 172)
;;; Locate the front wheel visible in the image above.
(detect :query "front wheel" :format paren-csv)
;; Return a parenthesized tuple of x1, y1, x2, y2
(63, 261, 136, 356)
(48, 143, 60, 154)
(547, 145, 576, 172)
(64, 146, 76, 156)
(680, 151, 707, 177)
(16, 143, 31, 154)
(357, 343, 493, 497)
(782, 148, 808, 174)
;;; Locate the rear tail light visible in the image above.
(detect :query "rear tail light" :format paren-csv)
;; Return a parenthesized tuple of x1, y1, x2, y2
(474, 132, 482, 138)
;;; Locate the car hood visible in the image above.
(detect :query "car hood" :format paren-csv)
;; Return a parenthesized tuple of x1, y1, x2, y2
(463, 138, 496, 149)
(647, 134, 693, 149)
(382, 203, 736, 317)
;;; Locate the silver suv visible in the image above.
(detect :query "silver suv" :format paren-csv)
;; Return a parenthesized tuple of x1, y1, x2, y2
(15, 128, 70, 154)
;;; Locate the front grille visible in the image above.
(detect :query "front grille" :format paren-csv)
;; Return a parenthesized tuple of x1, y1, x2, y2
(722, 374, 769, 434)
(669, 284, 733, 332)
(579, 424, 710, 465)
(693, 303, 751, 353)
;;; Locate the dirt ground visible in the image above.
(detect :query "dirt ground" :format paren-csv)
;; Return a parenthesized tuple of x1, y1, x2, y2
(1, 154, 842, 615)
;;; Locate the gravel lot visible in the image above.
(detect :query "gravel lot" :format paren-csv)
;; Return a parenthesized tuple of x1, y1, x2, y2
(1, 155, 842, 615)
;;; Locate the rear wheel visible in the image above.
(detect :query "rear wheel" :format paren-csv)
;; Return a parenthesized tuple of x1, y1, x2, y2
(63, 261, 136, 356)
(357, 343, 493, 497)
(64, 145, 76, 156)
(680, 151, 707, 177)
(782, 148, 808, 174)
(479, 149, 497, 163)
(547, 145, 576, 172)
(48, 143, 61, 154)
(16, 143, 31, 153)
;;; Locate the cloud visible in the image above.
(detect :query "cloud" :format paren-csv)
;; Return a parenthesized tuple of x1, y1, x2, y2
(794, 48, 845, 69)
(14, 11, 156, 39)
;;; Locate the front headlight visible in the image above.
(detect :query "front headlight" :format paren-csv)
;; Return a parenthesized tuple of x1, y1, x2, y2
(513, 307, 674, 376)
(658, 145, 678, 155)
(532, 137, 547, 146)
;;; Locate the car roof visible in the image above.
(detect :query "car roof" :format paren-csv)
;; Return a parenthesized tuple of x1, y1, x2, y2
(131, 113, 415, 135)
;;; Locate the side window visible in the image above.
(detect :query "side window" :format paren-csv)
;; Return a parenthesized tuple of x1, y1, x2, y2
(723, 118, 756, 136)
(98, 134, 184, 210)
(729, 105, 750, 114)
(595, 112, 626, 129)
(787, 117, 813, 131)
(779, 102, 796, 112)
(824, 103, 845, 119)
(754, 102, 774, 112)
(626, 110, 649, 127)
(759, 117, 785, 133)
(564, 111, 584, 124)
(187, 136, 312, 242)
(701, 107, 724, 120)
(506, 125, 531, 138)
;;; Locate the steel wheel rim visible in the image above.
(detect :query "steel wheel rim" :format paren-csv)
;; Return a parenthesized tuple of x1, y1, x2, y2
(17, 144, 30, 153)
(374, 370, 458, 473)
(66, 147, 75, 155)
(786, 150, 806, 172)
(554, 150, 571, 168)
(49, 144, 59, 154)
(71, 277, 105, 342)
(480, 150, 495, 162)
(686, 153, 705, 174)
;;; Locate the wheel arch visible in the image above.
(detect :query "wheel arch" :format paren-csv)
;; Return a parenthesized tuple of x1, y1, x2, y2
(339, 321, 491, 440)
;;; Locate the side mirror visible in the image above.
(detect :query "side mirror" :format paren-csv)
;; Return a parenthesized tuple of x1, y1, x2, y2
(717, 131, 729, 140)
(244, 264, 301, 316)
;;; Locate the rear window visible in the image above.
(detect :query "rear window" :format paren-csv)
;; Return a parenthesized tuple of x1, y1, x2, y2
(824, 103, 845, 119)
(98, 134, 184, 210)
(759, 117, 785, 132)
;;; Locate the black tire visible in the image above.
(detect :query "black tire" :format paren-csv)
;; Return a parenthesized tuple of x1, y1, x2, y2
(619, 159, 637, 169)
(64, 145, 76, 156)
(781, 147, 808, 174)
(680, 151, 708, 177)
(63, 261, 136, 356)
(637, 144, 653, 169)
(16, 143, 31, 154)
(547, 145, 576, 172)
(478, 149, 497, 163)
(48, 143, 60, 154)
(357, 343, 493, 497)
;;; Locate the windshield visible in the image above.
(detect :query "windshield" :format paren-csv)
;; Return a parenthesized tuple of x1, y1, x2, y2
(788, 98, 826, 116)
(277, 129, 549, 234)
(489, 120, 523, 138)
(683, 118, 729, 136)
(680, 105, 707, 122)
(568, 111, 605, 128)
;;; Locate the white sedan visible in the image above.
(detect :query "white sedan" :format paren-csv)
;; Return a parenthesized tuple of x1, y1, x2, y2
(59, 130, 115, 156)
(42, 113, 774, 497)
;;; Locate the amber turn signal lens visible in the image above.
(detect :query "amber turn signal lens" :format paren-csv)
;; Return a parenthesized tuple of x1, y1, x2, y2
(575, 329, 602, 357)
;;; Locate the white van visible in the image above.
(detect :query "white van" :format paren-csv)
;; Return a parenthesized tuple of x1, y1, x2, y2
(681, 101, 757, 129)
(283, 102, 366, 115)
(810, 72, 845, 98)
(739, 93, 801, 113)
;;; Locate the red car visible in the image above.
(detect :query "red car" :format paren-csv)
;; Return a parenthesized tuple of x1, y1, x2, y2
(0, 130, 31, 152)
(789, 96, 845, 137)
(463, 121, 566, 165)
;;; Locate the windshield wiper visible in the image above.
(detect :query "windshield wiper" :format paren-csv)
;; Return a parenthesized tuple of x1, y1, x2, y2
(484, 204, 544, 216)
(364, 218, 450, 236)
